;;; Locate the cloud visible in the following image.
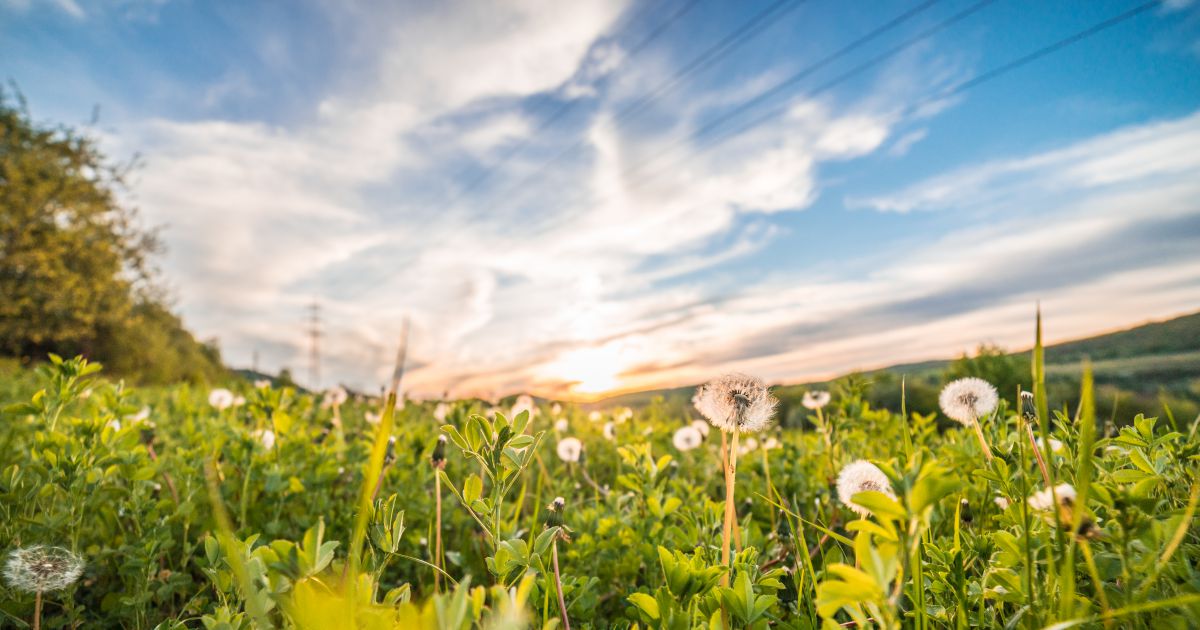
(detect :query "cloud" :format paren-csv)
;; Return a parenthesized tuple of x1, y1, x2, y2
(850, 111, 1200, 213)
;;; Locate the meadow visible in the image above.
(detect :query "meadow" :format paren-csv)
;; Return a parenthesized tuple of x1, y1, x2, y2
(1, 322, 1198, 630)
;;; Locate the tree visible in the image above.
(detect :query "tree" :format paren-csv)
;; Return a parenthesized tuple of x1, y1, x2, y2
(0, 89, 224, 383)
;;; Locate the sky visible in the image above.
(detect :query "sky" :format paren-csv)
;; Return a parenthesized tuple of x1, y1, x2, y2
(3, 0, 1200, 400)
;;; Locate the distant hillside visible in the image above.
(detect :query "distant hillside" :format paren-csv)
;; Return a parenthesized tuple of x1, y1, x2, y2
(588, 310, 1200, 415)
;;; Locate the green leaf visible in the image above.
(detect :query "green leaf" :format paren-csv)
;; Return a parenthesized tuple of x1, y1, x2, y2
(627, 593, 660, 620)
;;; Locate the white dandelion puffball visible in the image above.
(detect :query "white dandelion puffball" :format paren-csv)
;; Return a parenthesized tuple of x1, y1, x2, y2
(615, 407, 633, 424)
(551, 403, 563, 417)
(324, 386, 348, 408)
(672, 425, 703, 451)
(232, 395, 246, 407)
(434, 402, 449, 422)
(939, 377, 999, 425)
(4, 546, 84, 593)
(693, 373, 777, 434)
(554, 418, 569, 433)
(994, 496, 1011, 510)
(802, 390, 831, 410)
(512, 394, 536, 419)
(556, 437, 583, 463)
(1035, 437, 1065, 453)
(738, 437, 759, 456)
(254, 379, 271, 389)
(690, 419, 710, 437)
(364, 411, 381, 425)
(588, 410, 602, 423)
(763, 437, 780, 450)
(1028, 483, 1076, 511)
(603, 421, 616, 441)
(255, 429, 276, 450)
(208, 388, 235, 410)
(836, 460, 895, 518)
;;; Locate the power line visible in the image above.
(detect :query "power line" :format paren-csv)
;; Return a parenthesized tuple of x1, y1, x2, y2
(505, 0, 961, 225)
(480, 0, 809, 213)
(444, 0, 703, 207)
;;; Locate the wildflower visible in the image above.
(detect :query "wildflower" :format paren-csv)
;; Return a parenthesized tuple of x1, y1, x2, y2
(693, 373, 777, 434)
(511, 394, 536, 419)
(4, 546, 84, 593)
(1035, 436, 1065, 453)
(602, 421, 616, 441)
(554, 418, 569, 433)
(672, 425, 703, 451)
(551, 403, 563, 417)
(588, 410, 602, 423)
(255, 429, 276, 450)
(690, 419, 710, 437)
(545, 496, 566, 528)
(614, 407, 633, 424)
(994, 496, 1011, 510)
(836, 460, 895, 518)
(738, 437, 759, 456)
(556, 437, 583, 463)
(763, 437, 780, 450)
(939, 377, 998, 461)
(208, 388, 235, 410)
(324, 386, 348, 408)
(802, 390, 831, 410)
(1028, 483, 1076, 512)
(938, 378, 999, 426)
(254, 379, 271, 389)
(232, 395, 246, 407)
(430, 435, 447, 468)
(365, 411, 381, 425)
(434, 402, 449, 422)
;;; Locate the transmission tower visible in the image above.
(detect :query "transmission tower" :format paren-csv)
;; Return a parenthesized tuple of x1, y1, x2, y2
(306, 301, 322, 389)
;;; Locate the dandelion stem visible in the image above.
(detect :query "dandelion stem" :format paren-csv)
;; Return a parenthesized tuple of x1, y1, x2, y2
(721, 431, 739, 585)
(1023, 422, 1052, 487)
(970, 417, 994, 462)
(552, 538, 571, 630)
(434, 469, 443, 593)
(33, 589, 41, 630)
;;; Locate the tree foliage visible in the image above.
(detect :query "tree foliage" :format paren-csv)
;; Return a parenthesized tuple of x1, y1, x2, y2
(0, 90, 224, 383)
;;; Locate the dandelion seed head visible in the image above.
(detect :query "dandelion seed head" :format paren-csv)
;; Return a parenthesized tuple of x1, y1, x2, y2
(232, 395, 246, 407)
(551, 403, 563, 417)
(323, 387, 348, 408)
(364, 411, 381, 425)
(694, 373, 777, 434)
(588, 410, 602, 423)
(690, 419, 710, 437)
(1028, 483, 1076, 511)
(554, 419, 569, 433)
(602, 421, 616, 441)
(208, 388, 235, 410)
(672, 425, 703, 452)
(254, 428, 276, 450)
(836, 460, 895, 518)
(4, 546, 84, 593)
(511, 394, 536, 419)
(434, 402, 449, 422)
(939, 377, 999, 426)
(556, 437, 582, 463)
(802, 390, 831, 410)
(254, 379, 271, 389)
(994, 496, 1011, 510)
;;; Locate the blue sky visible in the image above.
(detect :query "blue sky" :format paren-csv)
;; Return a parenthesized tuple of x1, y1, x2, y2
(4, 0, 1200, 398)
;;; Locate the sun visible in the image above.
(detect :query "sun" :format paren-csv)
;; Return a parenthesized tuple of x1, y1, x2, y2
(542, 345, 626, 397)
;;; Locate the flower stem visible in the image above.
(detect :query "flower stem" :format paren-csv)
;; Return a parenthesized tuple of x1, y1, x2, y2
(552, 538, 571, 630)
(434, 469, 443, 593)
(1023, 422, 1052, 487)
(971, 418, 994, 462)
(33, 589, 41, 630)
(721, 431, 739, 585)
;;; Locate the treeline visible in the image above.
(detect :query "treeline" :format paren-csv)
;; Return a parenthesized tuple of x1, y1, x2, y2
(0, 90, 225, 384)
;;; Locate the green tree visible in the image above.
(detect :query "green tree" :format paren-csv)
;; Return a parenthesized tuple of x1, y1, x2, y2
(0, 90, 224, 383)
